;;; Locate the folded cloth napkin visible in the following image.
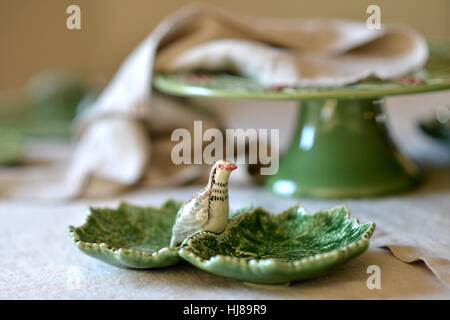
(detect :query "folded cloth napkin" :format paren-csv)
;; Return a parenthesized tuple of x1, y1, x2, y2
(31, 3, 428, 200)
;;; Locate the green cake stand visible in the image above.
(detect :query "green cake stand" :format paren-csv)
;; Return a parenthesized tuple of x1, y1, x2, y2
(153, 42, 450, 198)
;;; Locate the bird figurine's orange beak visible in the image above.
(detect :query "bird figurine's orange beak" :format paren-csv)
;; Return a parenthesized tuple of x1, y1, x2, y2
(225, 163, 237, 171)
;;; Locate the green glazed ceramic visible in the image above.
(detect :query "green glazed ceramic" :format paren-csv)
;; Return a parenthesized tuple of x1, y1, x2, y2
(68, 200, 182, 269)
(0, 128, 23, 166)
(266, 98, 422, 198)
(0, 70, 87, 139)
(179, 205, 375, 285)
(153, 41, 450, 198)
(419, 106, 450, 145)
(153, 42, 450, 100)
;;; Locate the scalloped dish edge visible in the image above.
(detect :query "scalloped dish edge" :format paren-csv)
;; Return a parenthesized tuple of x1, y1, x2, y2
(68, 202, 376, 280)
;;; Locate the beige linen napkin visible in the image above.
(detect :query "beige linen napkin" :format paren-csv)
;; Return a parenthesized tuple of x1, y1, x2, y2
(27, 3, 428, 200)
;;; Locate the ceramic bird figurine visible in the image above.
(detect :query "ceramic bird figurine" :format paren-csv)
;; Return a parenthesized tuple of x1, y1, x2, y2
(170, 160, 237, 247)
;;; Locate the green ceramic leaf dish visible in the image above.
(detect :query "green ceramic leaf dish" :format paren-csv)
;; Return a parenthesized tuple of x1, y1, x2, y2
(180, 205, 375, 285)
(68, 200, 182, 269)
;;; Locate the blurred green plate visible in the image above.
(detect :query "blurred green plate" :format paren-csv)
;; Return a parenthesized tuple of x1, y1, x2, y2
(0, 70, 88, 139)
(0, 129, 23, 166)
(153, 41, 450, 99)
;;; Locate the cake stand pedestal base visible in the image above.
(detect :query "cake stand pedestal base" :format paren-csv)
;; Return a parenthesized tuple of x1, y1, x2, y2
(266, 98, 421, 198)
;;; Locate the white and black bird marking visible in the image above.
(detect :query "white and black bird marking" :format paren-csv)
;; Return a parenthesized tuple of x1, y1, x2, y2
(170, 160, 237, 247)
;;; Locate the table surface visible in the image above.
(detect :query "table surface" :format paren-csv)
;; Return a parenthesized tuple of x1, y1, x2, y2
(0, 91, 449, 299)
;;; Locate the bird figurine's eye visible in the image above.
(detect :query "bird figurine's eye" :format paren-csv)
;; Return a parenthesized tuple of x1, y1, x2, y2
(218, 164, 224, 169)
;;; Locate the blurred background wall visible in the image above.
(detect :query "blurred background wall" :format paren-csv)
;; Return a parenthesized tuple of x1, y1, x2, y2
(1, 0, 449, 92)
